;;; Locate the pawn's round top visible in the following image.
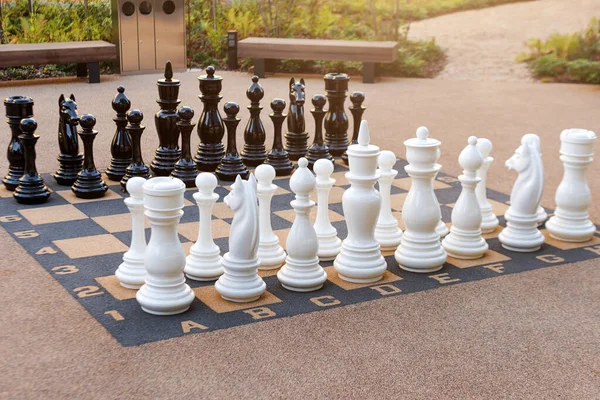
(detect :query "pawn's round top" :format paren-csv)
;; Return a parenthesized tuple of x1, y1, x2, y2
(255, 164, 276, 185)
(80, 114, 96, 129)
(112, 86, 131, 114)
(458, 136, 483, 172)
(378, 150, 396, 170)
(290, 157, 315, 195)
(271, 98, 286, 112)
(117, 86, 125, 94)
(206, 66, 215, 78)
(476, 138, 493, 158)
(127, 177, 146, 200)
(350, 91, 365, 105)
(417, 126, 429, 141)
(312, 94, 326, 108)
(20, 118, 37, 133)
(246, 76, 264, 102)
(195, 172, 217, 194)
(224, 101, 240, 117)
(127, 109, 144, 124)
(314, 158, 334, 177)
(178, 106, 194, 120)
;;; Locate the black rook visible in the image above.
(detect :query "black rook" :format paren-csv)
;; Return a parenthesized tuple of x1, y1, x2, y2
(323, 72, 349, 157)
(194, 66, 225, 172)
(14, 118, 51, 204)
(106, 86, 133, 181)
(72, 114, 108, 199)
(3, 95, 34, 191)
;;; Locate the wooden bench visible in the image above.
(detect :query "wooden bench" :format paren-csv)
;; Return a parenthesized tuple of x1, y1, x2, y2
(238, 37, 398, 83)
(0, 41, 117, 83)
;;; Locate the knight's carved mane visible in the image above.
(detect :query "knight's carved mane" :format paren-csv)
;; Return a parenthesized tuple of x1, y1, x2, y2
(226, 174, 259, 260)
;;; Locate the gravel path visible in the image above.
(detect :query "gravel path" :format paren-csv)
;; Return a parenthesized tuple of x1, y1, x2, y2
(408, 0, 600, 81)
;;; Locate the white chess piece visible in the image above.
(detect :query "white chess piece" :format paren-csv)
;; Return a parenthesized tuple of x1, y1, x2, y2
(395, 126, 447, 273)
(184, 173, 223, 281)
(442, 136, 489, 259)
(115, 177, 147, 289)
(546, 128, 597, 242)
(475, 138, 499, 233)
(524, 133, 548, 226)
(498, 134, 545, 252)
(375, 150, 402, 251)
(215, 174, 266, 302)
(313, 158, 342, 261)
(136, 177, 195, 315)
(278, 158, 328, 291)
(256, 164, 286, 270)
(537, 206, 548, 226)
(334, 120, 387, 283)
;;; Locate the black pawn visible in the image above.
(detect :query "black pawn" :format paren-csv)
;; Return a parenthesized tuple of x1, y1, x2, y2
(215, 102, 249, 182)
(241, 76, 267, 167)
(3, 95, 34, 191)
(72, 114, 108, 199)
(194, 66, 225, 172)
(53, 94, 84, 185)
(106, 86, 132, 181)
(121, 110, 151, 191)
(14, 118, 50, 204)
(151, 61, 182, 176)
(323, 72, 350, 157)
(307, 95, 333, 171)
(341, 91, 366, 165)
(171, 106, 198, 187)
(284, 78, 309, 161)
(266, 98, 294, 176)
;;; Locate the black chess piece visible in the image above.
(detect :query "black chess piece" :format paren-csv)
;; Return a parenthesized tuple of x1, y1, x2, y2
(307, 94, 334, 171)
(284, 77, 309, 161)
(121, 110, 151, 191)
(151, 61, 182, 176)
(341, 91, 366, 165)
(171, 106, 198, 188)
(323, 73, 350, 157)
(13, 118, 51, 204)
(53, 94, 83, 185)
(72, 114, 108, 199)
(106, 86, 133, 181)
(266, 98, 295, 176)
(3, 96, 34, 191)
(215, 102, 249, 182)
(241, 76, 267, 167)
(194, 66, 225, 172)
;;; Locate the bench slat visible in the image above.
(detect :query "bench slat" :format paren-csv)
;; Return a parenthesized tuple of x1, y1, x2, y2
(0, 41, 116, 67)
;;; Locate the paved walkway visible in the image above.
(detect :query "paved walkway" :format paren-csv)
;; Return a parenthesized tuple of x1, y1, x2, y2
(408, 0, 600, 81)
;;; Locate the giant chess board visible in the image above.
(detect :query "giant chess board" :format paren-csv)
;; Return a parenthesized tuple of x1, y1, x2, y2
(1, 159, 599, 346)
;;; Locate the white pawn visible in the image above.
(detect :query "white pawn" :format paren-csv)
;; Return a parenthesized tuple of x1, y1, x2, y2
(256, 164, 286, 270)
(499, 134, 545, 252)
(184, 173, 223, 281)
(442, 136, 489, 259)
(375, 150, 402, 251)
(136, 177, 194, 315)
(215, 174, 266, 302)
(475, 138, 499, 233)
(546, 128, 597, 242)
(115, 177, 147, 289)
(278, 158, 328, 292)
(313, 158, 342, 261)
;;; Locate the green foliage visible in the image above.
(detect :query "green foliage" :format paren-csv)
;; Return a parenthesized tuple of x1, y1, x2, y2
(517, 17, 600, 84)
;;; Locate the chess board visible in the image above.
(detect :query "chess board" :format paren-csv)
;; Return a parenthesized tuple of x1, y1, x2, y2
(1, 159, 599, 347)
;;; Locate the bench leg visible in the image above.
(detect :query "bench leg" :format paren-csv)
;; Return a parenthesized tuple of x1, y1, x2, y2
(87, 62, 100, 84)
(363, 62, 376, 84)
(76, 63, 87, 78)
(254, 58, 265, 78)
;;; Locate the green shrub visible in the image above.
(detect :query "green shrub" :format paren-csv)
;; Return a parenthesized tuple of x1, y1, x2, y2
(565, 59, 600, 84)
(529, 54, 567, 78)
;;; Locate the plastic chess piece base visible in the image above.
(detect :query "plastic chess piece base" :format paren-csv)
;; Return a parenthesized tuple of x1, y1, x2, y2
(374, 222, 403, 252)
(317, 230, 342, 261)
(265, 152, 295, 177)
(194, 144, 225, 173)
(184, 245, 224, 281)
(546, 214, 596, 243)
(241, 146, 267, 167)
(480, 206, 499, 234)
(395, 231, 447, 273)
(53, 154, 83, 185)
(215, 155, 249, 182)
(285, 132, 309, 161)
(277, 256, 327, 292)
(3, 166, 24, 191)
(306, 145, 334, 171)
(13, 178, 51, 205)
(150, 148, 181, 177)
(105, 158, 131, 181)
(115, 253, 146, 289)
(215, 252, 266, 302)
(442, 226, 489, 259)
(171, 160, 198, 188)
(136, 277, 195, 315)
(72, 172, 108, 199)
(257, 238, 286, 270)
(334, 242, 387, 283)
(499, 210, 544, 252)
(436, 219, 449, 238)
(121, 166, 151, 192)
(537, 206, 548, 226)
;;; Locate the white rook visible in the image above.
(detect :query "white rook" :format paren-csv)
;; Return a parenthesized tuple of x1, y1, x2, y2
(546, 128, 597, 242)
